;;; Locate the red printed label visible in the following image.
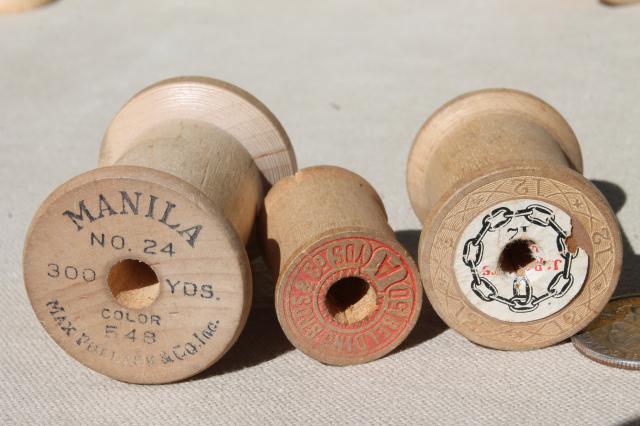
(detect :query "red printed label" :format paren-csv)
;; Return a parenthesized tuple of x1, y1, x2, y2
(278, 236, 420, 363)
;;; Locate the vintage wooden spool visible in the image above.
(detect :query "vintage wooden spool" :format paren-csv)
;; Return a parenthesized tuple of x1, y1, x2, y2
(261, 166, 422, 365)
(0, 0, 52, 13)
(406, 89, 622, 350)
(601, 0, 640, 5)
(23, 77, 296, 383)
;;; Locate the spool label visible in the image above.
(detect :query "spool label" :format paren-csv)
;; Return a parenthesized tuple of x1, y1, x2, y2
(278, 236, 420, 364)
(454, 199, 589, 322)
(24, 175, 247, 383)
(61, 191, 203, 247)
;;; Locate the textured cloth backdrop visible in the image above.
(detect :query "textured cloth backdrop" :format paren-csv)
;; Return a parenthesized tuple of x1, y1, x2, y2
(1, 1, 639, 424)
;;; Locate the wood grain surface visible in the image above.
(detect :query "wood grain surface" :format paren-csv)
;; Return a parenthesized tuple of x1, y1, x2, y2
(261, 166, 422, 365)
(407, 89, 622, 350)
(23, 77, 296, 382)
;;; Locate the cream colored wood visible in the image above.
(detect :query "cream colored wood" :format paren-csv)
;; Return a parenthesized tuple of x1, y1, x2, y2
(24, 166, 251, 384)
(601, 0, 640, 5)
(109, 122, 262, 245)
(0, 0, 51, 13)
(262, 166, 392, 274)
(261, 166, 422, 365)
(23, 77, 296, 383)
(407, 89, 622, 350)
(100, 76, 297, 187)
(407, 89, 582, 221)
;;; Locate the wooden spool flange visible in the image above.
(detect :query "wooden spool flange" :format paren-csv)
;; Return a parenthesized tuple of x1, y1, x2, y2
(0, 0, 52, 13)
(601, 0, 640, 5)
(23, 77, 296, 383)
(261, 166, 422, 365)
(407, 89, 622, 350)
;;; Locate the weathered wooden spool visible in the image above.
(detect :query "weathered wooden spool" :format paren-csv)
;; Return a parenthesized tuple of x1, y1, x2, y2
(407, 89, 622, 350)
(261, 166, 422, 365)
(23, 77, 296, 382)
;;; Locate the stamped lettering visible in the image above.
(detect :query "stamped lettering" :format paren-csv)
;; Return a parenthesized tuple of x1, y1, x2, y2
(279, 236, 419, 362)
(62, 191, 202, 247)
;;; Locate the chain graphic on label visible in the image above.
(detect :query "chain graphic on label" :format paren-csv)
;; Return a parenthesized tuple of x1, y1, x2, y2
(461, 204, 579, 313)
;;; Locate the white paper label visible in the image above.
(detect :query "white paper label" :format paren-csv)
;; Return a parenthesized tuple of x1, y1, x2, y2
(454, 199, 588, 323)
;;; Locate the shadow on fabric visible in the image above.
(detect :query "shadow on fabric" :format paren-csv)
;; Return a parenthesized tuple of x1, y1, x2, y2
(392, 229, 449, 353)
(591, 180, 640, 297)
(191, 257, 293, 380)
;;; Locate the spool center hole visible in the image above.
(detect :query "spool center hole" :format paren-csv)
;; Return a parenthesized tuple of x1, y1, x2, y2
(499, 239, 536, 274)
(107, 259, 159, 309)
(325, 277, 376, 325)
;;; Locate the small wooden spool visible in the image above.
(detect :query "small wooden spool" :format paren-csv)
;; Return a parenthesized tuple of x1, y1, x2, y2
(23, 77, 296, 383)
(407, 89, 622, 350)
(0, 0, 52, 13)
(261, 166, 422, 365)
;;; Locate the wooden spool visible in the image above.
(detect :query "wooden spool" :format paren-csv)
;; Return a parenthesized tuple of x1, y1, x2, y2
(407, 89, 622, 350)
(0, 0, 52, 13)
(23, 77, 296, 383)
(261, 166, 422, 365)
(601, 0, 640, 5)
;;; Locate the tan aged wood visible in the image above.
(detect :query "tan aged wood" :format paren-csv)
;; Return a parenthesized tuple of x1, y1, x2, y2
(0, 0, 52, 13)
(406, 89, 622, 350)
(23, 77, 296, 383)
(601, 0, 640, 5)
(261, 166, 422, 365)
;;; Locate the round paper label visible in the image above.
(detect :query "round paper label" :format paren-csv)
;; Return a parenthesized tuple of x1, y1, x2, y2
(454, 199, 589, 322)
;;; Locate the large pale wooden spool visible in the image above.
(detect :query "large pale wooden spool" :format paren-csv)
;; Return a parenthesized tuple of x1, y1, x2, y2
(261, 166, 422, 365)
(23, 77, 296, 383)
(407, 89, 622, 350)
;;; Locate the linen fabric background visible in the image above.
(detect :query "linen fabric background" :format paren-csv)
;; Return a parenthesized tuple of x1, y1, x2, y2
(1, 1, 639, 424)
